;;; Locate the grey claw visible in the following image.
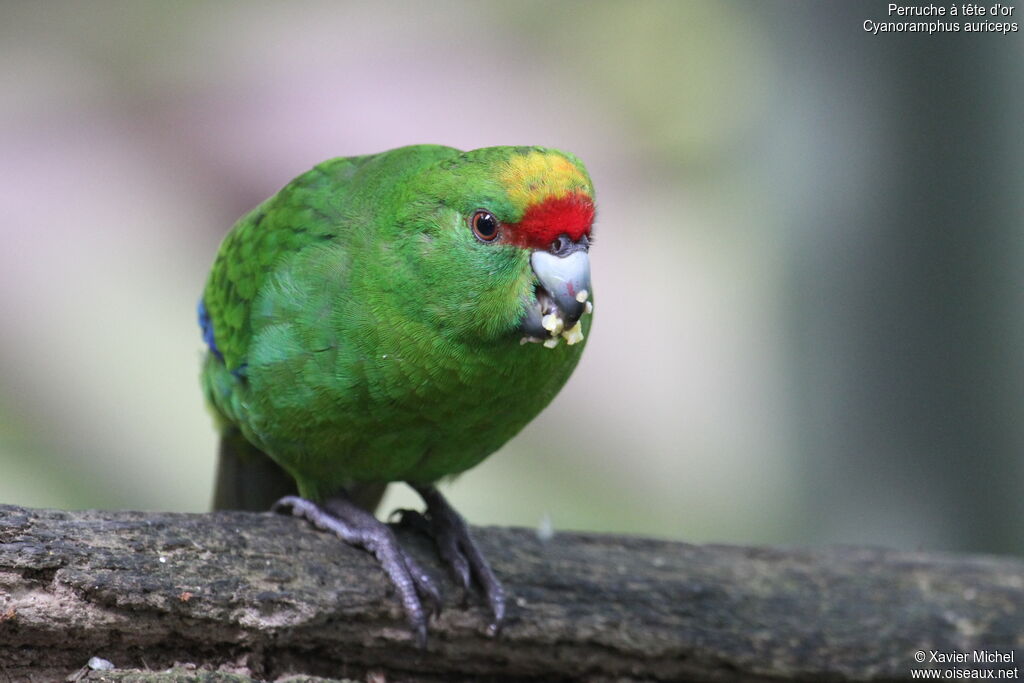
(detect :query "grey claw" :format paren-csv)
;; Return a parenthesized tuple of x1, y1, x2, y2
(404, 552, 443, 617)
(414, 623, 428, 649)
(411, 484, 507, 632)
(273, 494, 439, 646)
(437, 532, 472, 591)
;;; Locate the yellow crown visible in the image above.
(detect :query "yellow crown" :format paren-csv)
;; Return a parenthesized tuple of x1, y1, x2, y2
(500, 151, 590, 209)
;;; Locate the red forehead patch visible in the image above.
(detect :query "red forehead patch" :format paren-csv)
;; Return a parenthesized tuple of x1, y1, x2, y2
(505, 193, 594, 249)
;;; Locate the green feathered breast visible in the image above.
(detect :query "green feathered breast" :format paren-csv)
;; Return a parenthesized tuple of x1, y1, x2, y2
(201, 145, 593, 502)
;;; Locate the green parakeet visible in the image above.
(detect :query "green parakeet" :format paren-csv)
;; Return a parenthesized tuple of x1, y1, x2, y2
(199, 144, 595, 644)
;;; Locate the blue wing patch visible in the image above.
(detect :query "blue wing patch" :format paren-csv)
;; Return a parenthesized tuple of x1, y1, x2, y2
(197, 298, 223, 361)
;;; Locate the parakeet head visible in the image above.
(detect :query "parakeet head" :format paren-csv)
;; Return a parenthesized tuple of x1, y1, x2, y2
(389, 146, 595, 347)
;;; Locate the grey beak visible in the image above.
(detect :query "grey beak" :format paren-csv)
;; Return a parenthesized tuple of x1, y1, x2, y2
(521, 249, 592, 340)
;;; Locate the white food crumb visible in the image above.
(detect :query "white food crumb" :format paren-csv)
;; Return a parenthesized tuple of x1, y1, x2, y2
(543, 337, 560, 349)
(541, 313, 564, 335)
(584, 301, 593, 315)
(88, 657, 115, 671)
(536, 513, 555, 542)
(158, 556, 167, 564)
(575, 289, 589, 303)
(561, 321, 585, 345)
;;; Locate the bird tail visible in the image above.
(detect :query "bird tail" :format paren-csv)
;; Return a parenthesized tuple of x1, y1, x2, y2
(212, 428, 298, 511)
(211, 428, 387, 513)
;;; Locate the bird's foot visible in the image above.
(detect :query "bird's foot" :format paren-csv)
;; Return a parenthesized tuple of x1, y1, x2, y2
(271, 494, 441, 647)
(401, 484, 506, 635)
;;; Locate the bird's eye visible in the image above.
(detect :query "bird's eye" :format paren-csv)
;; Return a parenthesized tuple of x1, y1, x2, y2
(470, 210, 500, 242)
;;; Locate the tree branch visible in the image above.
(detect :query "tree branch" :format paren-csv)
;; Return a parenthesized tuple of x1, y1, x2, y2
(0, 505, 1021, 682)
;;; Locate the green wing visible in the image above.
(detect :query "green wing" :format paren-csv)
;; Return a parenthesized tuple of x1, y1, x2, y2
(201, 156, 366, 372)
(200, 156, 375, 510)
(200, 145, 458, 372)
(199, 145, 468, 502)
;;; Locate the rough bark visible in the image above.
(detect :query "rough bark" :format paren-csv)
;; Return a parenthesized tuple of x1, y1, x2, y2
(0, 505, 1021, 683)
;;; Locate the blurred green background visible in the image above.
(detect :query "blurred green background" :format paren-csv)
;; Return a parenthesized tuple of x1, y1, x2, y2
(1, 1, 1021, 555)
